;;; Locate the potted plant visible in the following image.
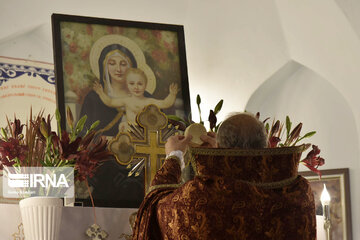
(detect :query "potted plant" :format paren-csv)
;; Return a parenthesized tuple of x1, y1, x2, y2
(0, 107, 112, 240)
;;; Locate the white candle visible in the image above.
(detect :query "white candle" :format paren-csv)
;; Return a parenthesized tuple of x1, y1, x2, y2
(321, 184, 331, 206)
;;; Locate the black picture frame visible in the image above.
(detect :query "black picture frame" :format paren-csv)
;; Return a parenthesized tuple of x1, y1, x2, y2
(300, 168, 352, 240)
(52, 13, 191, 208)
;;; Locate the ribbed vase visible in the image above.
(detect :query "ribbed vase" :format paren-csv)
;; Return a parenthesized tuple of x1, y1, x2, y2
(19, 197, 63, 240)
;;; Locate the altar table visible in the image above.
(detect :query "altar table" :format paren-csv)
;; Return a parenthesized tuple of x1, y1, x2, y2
(0, 203, 136, 239)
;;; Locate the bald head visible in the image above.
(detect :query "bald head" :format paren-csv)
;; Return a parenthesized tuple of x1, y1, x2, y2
(216, 113, 267, 149)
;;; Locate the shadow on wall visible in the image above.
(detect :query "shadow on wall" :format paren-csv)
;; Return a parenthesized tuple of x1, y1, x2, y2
(245, 60, 359, 171)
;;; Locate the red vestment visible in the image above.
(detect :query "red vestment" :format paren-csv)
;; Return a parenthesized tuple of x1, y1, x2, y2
(132, 146, 316, 240)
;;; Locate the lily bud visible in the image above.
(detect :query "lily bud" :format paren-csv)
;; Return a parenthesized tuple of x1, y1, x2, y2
(208, 110, 217, 131)
(40, 121, 49, 138)
(11, 118, 24, 137)
(270, 120, 280, 137)
(66, 106, 74, 129)
(288, 123, 302, 144)
(0, 127, 8, 140)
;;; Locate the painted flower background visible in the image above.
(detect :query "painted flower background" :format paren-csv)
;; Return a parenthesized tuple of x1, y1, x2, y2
(60, 22, 182, 105)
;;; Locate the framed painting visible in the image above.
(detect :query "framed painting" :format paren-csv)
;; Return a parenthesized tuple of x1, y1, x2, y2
(52, 13, 191, 208)
(300, 168, 352, 240)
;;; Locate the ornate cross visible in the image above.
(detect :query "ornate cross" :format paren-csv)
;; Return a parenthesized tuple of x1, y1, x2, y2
(86, 224, 108, 240)
(134, 131, 166, 188)
(12, 223, 25, 240)
(109, 104, 178, 192)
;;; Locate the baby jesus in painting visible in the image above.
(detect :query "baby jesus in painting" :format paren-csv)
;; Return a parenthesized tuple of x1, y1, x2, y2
(93, 68, 179, 131)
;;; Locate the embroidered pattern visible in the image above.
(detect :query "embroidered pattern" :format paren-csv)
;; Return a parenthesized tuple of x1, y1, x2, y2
(0, 62, 55, 86)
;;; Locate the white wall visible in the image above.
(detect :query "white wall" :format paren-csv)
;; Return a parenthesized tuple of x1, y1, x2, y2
(0, 0, 359, 238)
(185, 0, 289, 124)
(275, 1, 360, 238)
(246, 60, 358, 238)
(246, 59, 359, 179)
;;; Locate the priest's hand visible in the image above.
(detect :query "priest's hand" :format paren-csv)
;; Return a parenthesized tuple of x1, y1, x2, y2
(165, 135, 192, 155)
(200, 132, 217, 148)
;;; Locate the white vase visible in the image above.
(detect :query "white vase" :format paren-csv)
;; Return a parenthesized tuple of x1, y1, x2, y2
(19, 197, 63, 240)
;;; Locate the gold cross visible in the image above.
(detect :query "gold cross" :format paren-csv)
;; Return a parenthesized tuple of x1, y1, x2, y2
(135, 130, 166, 191)
(110, 104, 178, 193)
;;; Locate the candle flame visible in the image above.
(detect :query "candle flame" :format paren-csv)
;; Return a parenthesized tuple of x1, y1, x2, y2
(320, 184, 331, 205)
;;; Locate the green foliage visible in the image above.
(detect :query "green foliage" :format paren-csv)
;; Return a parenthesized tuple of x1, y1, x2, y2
(167, 115, 188, 124)
(286, 116, 291, 138)
(214, 100, 223, 115)
(265, 114, 316, 147)
(55, 109, 62, 138)
(167, 94, 224, 132)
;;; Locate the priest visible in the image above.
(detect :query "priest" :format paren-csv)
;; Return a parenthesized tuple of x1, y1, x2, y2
(132, 112, 316, 239)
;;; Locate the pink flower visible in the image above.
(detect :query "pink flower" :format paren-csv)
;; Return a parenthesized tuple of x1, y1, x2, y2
(107, 26, 124, 34)
(58, 131, 82, 160)
(69, 42, 78, 53)
(268, 136, 281, 148)
(151, 49, 167, 63)
(106, 26, 114, 34)
(75, 135, 112, 181)
(64, 62, 74, 76)
(301, 145, 325, 176)
(137, 30, 149, 40)
(11, 118, 24, 138)
(152, 30, 162, 41)
(164, 41, 177, 54)
(81, 50, 89, 61)
(0, 138, 28, 169)
(86, 24, 93, 36)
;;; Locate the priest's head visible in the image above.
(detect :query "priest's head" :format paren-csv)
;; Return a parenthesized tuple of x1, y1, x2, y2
(165, 112, 267, 155)
(216, 112, 267, 149)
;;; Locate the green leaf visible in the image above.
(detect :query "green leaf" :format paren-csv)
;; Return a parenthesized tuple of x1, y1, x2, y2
(286, 116, 291, 137)
(0, 127, 8, 140)
(75, 115, 87, 135)
(265, 122, 270, 133)
(214, 99, 224, 115)
(89, 120, 100, 131)
(302, 131, 316, 139)
(55, 108, 61, 122)
(167, 115, 187, 124)
(297, 131, 317, 143)
(55, 109, 62, 136)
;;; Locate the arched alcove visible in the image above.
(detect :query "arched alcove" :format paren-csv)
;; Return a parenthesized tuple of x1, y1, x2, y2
(245, 60, 359, 171)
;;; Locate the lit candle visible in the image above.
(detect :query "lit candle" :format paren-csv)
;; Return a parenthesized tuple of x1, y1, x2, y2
(320, 184, 331, 240)
(321, 184, 331, 206)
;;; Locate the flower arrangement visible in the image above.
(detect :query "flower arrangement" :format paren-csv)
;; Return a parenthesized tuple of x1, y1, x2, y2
(167, 94, 224, 132)
(261, 114, 325, 176)
(0, 107, 112, 200)
(168, 94, 325, 176)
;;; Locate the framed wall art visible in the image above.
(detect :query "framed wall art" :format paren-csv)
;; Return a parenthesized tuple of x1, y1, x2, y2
(300, 168, 352, 240)
(52, 13, 191, 208)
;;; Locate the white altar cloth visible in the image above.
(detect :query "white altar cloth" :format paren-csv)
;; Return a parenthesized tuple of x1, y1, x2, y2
(0, 203, 327, 239)
(0, 203, 136, 239)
